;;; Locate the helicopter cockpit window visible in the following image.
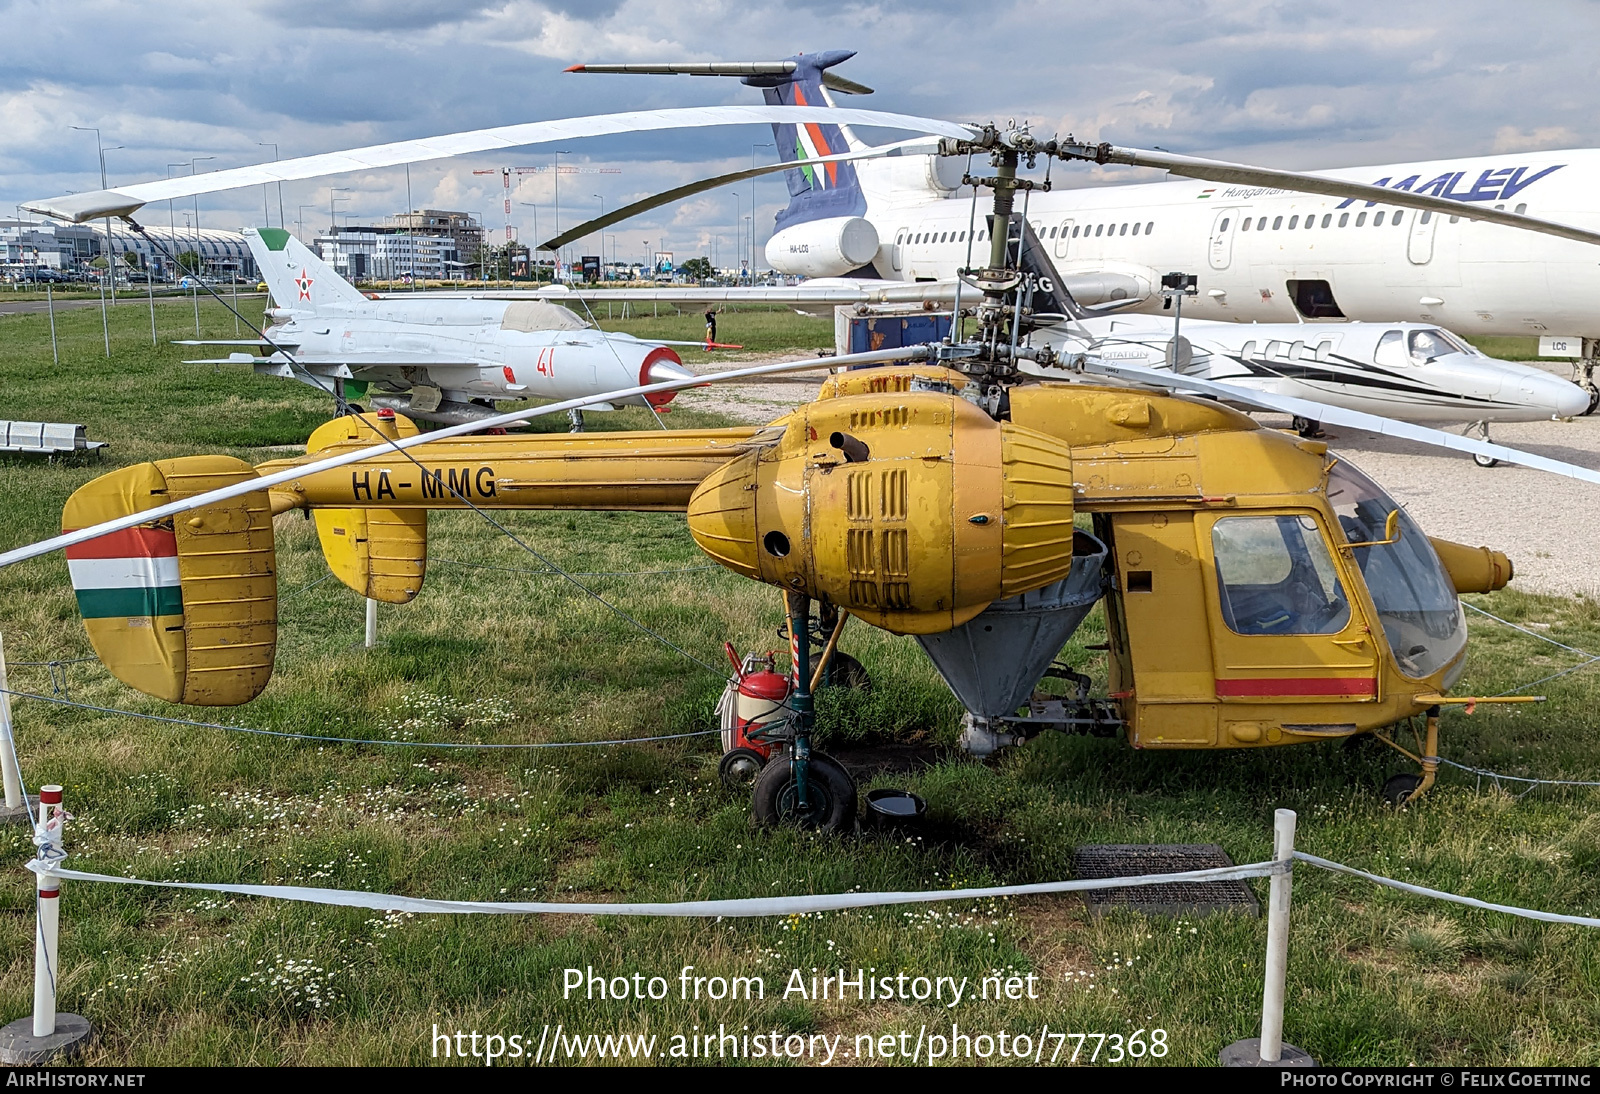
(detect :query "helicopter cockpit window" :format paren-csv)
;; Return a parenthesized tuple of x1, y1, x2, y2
(1326, 460, 1465, 678)
(1212, 516, 1352, 636)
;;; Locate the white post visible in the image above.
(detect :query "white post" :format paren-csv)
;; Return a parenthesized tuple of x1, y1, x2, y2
(1258, 807, 1297, 1063)
(0, 635, 22, 808)
(365, 598, 378, 649)
(32, 785, 64, 1038)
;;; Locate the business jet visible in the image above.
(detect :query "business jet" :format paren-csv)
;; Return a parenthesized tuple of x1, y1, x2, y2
(568, 52, 1600, 407)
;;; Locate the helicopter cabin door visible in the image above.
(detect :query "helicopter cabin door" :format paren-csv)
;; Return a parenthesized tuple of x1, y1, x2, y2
(1198, 510, 1379, 716)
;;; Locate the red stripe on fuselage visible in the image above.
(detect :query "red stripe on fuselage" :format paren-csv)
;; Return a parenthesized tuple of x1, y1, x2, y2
(62, 526, 178, 560)
(1215, 677, 1376, 697)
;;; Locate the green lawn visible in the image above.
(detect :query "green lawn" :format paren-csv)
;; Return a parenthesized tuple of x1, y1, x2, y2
(0, 300, 1594, 1066)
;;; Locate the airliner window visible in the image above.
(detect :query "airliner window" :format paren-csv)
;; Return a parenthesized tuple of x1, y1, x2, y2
(1220, 218, 1231, 232)
(1315, 340, 1332, 362)
(1120, 223, 1129, 235)
(1374, 212, 1385, 226)
(1392, 212, 1405, 226)
(1145, 221, 1154, 233)
(1374, 330, 1407, 368)
(1515, 204, 1527, 214)
(1339, 213, 1350, 227)
(1420, 211, 1432, 224)
(1213, 516, 1351, 637)
(1241, 341, 1257, 359)
(1272, 217, 1283, 230)
(1096, 225, 1105, 237)
(1242, 218, 1252, 231)
(1132, 223, 1141, 235)
(1048, 227, 1057, 238)
(1266, 340, 1288, 358)
(1289, 216, 1299, 229)
(1326, 460, 1464, 678)
(1072, 226, 1080, 237)
(1356, 212, 1368, 226)
(1321, 214, 1331, 227)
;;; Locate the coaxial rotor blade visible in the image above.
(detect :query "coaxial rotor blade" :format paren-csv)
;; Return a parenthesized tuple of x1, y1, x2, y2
(0, 343, 932, 571)
(1058, 142, 1600, 249)
(23, 106, 973, 224)
(540, 137, 938, 251)
(1078, 356, 1600, 485)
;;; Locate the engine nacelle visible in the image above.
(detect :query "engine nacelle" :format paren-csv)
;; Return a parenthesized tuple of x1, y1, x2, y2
(765, 216, 881, 278)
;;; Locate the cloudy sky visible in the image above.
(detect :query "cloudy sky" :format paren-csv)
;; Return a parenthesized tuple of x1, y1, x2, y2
(3, 0, 1599, 264)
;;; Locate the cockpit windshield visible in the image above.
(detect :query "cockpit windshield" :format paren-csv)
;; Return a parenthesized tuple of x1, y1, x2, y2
(1408, 328, 1475, 362)
(1326, 460, 1465, 678)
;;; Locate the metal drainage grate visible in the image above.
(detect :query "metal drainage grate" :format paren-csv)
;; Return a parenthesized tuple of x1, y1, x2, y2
(1073, 844, 1260, 919)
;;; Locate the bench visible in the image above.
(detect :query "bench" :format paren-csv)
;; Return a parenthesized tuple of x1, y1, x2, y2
(0, 421, 107, 456)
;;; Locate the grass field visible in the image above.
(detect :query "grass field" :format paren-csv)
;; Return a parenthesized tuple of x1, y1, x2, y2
(0, 299, 1595, 1067)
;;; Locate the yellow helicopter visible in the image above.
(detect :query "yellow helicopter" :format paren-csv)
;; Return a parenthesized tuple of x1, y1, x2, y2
(15, 119, 1594, 832)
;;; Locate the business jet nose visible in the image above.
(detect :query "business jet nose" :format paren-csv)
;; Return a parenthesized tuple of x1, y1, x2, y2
(1547, 374, 1592, 419)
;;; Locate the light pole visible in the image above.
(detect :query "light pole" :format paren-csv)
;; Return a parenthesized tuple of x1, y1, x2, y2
(297, 204, 314, 243)
(167, 163, 187, 285)
(591, 194, 604, 279)
(731, 191, 741, 281)
(518, 202, 541, 281)
(69, 125, 114, 354)
(328, 187, 351, 279)
(752, 141, 774, 282)
(256, 142, 283, 228)
(188, 156, 215, 336)
(552, 149, 571, 279)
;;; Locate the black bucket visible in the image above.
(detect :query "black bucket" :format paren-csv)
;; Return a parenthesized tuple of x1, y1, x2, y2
(865, 788, 926, 828)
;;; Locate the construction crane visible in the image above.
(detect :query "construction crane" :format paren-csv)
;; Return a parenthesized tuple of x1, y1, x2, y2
(474, 165, 623, 277)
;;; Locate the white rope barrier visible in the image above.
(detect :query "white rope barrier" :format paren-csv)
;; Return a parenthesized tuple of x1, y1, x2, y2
(1293, 851, 1600, 929)
(25, 859, 1284, 919)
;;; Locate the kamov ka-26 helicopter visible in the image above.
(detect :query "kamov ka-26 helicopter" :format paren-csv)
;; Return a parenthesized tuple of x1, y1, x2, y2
(14, 106, 1600, 832)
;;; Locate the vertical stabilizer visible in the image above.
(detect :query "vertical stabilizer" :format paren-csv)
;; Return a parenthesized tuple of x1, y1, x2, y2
(760, 52, 870, 231)
(244, 227, 368, 311)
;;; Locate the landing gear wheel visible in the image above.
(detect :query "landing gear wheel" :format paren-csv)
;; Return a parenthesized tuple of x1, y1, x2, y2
(718, 747, 767, 791)
(1583, 381, 1600, 416)
(1382, 773, 1424, 808)
(1292, 416, 1325, 439)
(752, 753, 857, 831)
(824, 651, 873, 692)
(1474, 452, 1500, 468)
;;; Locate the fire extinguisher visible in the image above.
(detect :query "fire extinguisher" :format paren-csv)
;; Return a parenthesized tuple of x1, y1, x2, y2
(716, 642, 794, 788)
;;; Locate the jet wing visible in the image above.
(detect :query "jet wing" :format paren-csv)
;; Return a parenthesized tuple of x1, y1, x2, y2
(182, 351, 478, 368)
(171, 338, 302, 348)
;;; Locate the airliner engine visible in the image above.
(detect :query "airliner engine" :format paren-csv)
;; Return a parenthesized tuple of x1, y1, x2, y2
(765, 216, 881, 277)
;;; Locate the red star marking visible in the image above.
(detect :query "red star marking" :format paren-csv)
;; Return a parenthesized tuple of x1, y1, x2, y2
(294, 268, 314, 301)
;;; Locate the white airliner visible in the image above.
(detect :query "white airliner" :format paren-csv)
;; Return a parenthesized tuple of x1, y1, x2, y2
(570, 53, 1600, 404)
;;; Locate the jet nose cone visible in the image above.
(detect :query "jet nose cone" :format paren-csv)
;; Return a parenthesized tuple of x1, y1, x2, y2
(639, 346, 694, 407)
(647, 357, 696, 384)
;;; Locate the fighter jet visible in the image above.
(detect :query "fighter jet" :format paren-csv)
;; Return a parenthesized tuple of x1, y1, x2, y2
(178, 228, 697, 427)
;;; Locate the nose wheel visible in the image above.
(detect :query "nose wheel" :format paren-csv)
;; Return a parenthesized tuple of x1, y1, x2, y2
(1467, 420, 1500, 468)
(1373, 705, 1441, 807)
(752, 752, 857, 831)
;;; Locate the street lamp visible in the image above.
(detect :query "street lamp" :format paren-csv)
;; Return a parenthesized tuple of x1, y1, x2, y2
(328, 186, 351, 233)
(591, 193, 604, 279)
(552, 149, 571, 279)
(752, 141, 774, 282)
(518, 202, 542, 280)
(70, 125, 117, 340)
(731, 191, 741, 280)
(256, 142, 284, 228)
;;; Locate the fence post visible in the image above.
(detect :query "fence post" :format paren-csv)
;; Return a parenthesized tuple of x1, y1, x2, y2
(365, 598, 378, 649)
(1221, 808, 1315, 1067)
(0, 785, 92, 1063)
(0, 636, 35, 824)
